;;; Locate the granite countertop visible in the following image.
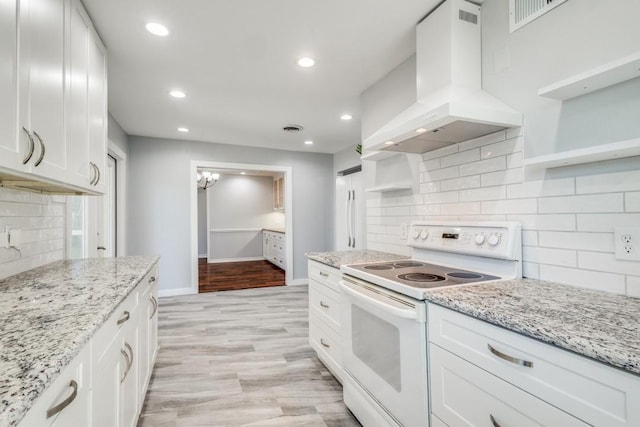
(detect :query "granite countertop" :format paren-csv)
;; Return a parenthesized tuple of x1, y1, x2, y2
(263, 227, 285, 234)
(306, 250, 409, 269)
(0, 256, 159, 427)
(425, 279, 640, 376)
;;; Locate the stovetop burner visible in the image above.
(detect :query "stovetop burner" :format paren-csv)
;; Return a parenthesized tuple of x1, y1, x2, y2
(363, 264, 394, 270)
(447, 272, 483, 279)
(397, 273, 446, 282)
(393, 261, 425, 268)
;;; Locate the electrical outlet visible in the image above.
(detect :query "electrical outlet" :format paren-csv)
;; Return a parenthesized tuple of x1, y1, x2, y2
(400, 223, 408, 240)
(614, 227, 640, 260)
(8, 229, 22, 247)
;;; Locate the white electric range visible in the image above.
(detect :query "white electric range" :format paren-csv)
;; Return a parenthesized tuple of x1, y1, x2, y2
(339, 221, 522, 427)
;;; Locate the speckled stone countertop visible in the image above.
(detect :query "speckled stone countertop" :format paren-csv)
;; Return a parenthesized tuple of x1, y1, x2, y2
(0, 256, 159, 427)
(425, 279, 640, 376)
(306, 250, 409, 269)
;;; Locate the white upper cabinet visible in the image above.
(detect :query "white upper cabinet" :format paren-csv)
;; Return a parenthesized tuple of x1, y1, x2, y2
(0, 0, 107, 194)
(18, 0, 67, 182)
(0, 0, 23, 171)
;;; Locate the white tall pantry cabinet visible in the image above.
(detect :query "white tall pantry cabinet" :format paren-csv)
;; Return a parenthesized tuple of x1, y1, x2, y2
(335, 170, 363, 250)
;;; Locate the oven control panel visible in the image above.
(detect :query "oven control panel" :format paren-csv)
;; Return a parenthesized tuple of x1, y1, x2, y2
(408, 221, 521, 260)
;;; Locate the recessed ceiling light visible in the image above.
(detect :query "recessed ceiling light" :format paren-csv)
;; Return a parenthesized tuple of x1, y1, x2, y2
(177, 127, 189, 132)
(384, 141, 395, 145)
(298, 57, 315, 68)
(146, 22, 169, 37)
(340, 114, 353, 121)
(170, 90, 186, 98)
(304, 140, 314, 145)
(240, 172, 246, 175)
(416, 128, 427, 133)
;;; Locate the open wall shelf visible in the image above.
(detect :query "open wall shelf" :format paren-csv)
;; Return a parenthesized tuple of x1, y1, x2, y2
(524, 138, 640, 169)
(538, 51, 640, 100)
(365, 183, 412, 193)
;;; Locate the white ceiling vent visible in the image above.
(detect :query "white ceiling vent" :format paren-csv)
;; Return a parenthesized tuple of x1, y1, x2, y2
(509, 0, 567, 33)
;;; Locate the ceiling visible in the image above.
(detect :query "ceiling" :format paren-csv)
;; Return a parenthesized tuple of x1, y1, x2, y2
(82, 0, 440, 154)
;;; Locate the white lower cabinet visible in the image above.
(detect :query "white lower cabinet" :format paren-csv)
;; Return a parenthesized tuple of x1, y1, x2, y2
(428, 303, 640, 427)
(263, 231, 286, 270)
(18, 263, 159, 426)
(308, 260, 343, 382)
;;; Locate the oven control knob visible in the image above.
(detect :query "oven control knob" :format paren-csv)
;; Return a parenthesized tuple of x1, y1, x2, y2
(420, 229, 429, 240)
(413, 228, 422, 239)
(488, 234, 501, 246)
(474, 234, 485, 245)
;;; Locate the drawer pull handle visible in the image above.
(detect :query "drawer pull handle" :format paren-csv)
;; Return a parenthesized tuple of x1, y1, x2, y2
(319, 301, 329, 308)
(320, 338, 330, 348)
(490, 415, 501, 427)
(488, 344, 533, 368)
(46, 380, 78, 418)
(117, 310, 130, 325)
(150, 296, 158, 319)
(319, 272, 329, 278)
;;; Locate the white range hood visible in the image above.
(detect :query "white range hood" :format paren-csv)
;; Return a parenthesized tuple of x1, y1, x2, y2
(363, 0, 522, 154)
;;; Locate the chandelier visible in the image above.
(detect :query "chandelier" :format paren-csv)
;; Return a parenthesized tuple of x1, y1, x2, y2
(197, 171, 219, 189)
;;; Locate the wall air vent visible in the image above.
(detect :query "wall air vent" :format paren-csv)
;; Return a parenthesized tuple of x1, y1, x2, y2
(509, 0, 567, 33)
(458, 9, 477, 24)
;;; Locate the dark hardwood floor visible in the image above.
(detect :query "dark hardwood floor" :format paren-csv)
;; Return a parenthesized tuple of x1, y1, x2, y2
(198, 258, 285, 293)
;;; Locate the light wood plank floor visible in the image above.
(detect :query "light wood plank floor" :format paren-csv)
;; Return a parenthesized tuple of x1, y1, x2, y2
(138, 285, 360, 427)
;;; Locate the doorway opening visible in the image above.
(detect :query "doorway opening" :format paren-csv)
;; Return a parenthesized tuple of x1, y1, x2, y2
(190, 161, 293, 294)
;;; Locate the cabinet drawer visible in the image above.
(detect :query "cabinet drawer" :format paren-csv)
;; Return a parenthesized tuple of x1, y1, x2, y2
(428, 304, 640, 427)
(91, 287, 139, 362)
(430, 344, 587, 427)
(308, 260, 341, 293)
(309, 280, 340, 332)
(309, 312, 342, 381)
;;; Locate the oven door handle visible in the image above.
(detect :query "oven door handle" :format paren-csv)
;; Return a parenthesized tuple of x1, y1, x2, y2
(339, 281, 418, 320)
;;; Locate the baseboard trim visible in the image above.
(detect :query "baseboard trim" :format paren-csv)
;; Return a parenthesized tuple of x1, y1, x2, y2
(207, 256, 265, 263)
(159, 287, 196, 298)
(198, 253, 207, 258)
(287, 278, 308, 286)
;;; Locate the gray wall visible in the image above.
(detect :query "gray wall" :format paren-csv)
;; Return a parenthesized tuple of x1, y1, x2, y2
(197, 188, 207, 256)
(127, 136, 334, 292)
(108, 113, 129, 156)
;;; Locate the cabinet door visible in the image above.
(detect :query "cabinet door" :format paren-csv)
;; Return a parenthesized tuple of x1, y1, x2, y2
(138, 280, 159, 402)
(87, 23, 107, 193)
(18, 0, 68, 182)
(0, 0, 23, 171)
(66, 0, 91, 188)
(92, 334, 124, 427)
(120, 320, 140, 427)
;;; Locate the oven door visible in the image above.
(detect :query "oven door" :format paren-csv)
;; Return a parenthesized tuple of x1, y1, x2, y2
(340, 276, 428, 427)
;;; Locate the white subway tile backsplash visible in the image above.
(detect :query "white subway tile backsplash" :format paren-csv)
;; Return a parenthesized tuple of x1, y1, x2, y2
(460, 186, 506, 202)
(538, 231, 614, 252)
(441, 176, 481, 192)
(626, 192, 640, 212)
(506, 127, 523, 139)
(366, 129, 640, 295)
(460, 156, 505, 176)
(539, 265, 626, 294)
(458, 131, 506, 152)
(424, 166, 459, 182)
(577, 213, 640, 232)
(506, 178, 574, 199)
(0, 188, 65, 280)
(440, 202, 481, 216)
(440, 148, 480, 168)
(481, 168, 523, 187)
(482, 198, 537, 214)
(578, 252, 640, 276)
(576, 170, 640, 194)
(538, 194, 623, 214)
(481, 137, 522, 159)
(523, 246, 577, 267)
(422, 144, 459, 160)
(507, 214, 576, 231)
(627, 276, 640, 298)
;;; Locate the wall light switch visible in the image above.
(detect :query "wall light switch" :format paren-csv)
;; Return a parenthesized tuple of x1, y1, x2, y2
(8, 229, 22, 247)
(0, 232, 8, 249)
